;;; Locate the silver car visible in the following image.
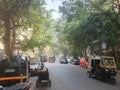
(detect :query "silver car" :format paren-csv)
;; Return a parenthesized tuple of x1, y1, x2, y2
(29, 58, 44, 76)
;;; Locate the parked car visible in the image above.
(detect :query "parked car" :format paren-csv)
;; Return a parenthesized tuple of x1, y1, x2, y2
(48, 56, 55, 63)
(67, 58, 71, 63)
(40, 55, 48, 62)
(80, 57, 88, 68)
(59, 57, 68, 64)
(29, 58, 44, 76)
(70, 57, 80, 65)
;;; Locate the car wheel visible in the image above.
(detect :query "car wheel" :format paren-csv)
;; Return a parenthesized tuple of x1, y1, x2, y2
(110, 79, 116, 84)
(48, 79, 51, 87)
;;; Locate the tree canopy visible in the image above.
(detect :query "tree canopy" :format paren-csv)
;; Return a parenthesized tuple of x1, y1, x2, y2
(58, 0, 120, 66)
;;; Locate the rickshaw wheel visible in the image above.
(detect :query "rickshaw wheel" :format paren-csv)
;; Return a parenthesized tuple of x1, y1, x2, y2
(111, 80, 116, 84)
(36, 79, 39, 87)
(48, 79, 51, 87)
(110, 78, 116, 84)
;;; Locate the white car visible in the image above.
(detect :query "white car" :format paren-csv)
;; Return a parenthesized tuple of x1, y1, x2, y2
(29, 58, 44, 76)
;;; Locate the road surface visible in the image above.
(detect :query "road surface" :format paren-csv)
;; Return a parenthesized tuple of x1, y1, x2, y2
(30, 60, 120, 90)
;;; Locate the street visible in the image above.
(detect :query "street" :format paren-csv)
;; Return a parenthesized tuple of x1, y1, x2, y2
(30, 60, 120, 90)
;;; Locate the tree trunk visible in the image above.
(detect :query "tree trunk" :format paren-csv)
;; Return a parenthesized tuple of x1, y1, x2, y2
(11, 28, 16, 55)
(84, 48, 87, 56)
(111, 47, 117, 64)
(3, 13, 13, 58)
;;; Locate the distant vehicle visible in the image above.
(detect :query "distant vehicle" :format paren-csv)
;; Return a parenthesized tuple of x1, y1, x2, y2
(0, 55, 31, 89)
(59, 57, 68, 64)
(48, 56, 55, 63)
(87, 56, 117, 82)
(70, 57, 80, 65)
(40, 56, 48, 62)
(80, 57, 88, 68)
(29, 58, 44, 76)
(67, 58, 71, 63)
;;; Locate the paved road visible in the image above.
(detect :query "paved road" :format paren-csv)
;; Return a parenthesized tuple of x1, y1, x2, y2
(30, 61, 120, 90)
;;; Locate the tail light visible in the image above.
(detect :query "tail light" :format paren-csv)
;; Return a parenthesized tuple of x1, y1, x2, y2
(27, 87, 31, 90)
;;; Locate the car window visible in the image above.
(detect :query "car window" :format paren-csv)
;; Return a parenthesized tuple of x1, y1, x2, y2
(102, 58, 115, 66)
(30, 58, 39, 65)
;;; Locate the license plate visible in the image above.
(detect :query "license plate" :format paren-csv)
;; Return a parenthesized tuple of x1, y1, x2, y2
(5, 69, 15, 73)
(41, 80, 48, 83)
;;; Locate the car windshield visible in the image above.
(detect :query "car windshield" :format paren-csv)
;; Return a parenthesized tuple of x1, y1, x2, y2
(102, 58, 115, 66)
(75, 58, 80, 61)
(30, 63, 37, 65)
(30, 58, 39, 65)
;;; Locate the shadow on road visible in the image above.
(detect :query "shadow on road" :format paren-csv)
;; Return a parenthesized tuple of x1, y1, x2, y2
(88, 76, 120, 86)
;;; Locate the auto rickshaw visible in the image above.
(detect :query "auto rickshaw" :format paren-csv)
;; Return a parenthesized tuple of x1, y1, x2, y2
(0, 55, 31, 89)
(87, 56, 118, 81)
(36, 67, 51, 87)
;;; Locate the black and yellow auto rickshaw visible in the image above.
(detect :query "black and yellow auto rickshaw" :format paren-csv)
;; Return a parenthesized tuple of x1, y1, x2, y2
(87, 56, 118, 81)
(0, 55, 31, 90)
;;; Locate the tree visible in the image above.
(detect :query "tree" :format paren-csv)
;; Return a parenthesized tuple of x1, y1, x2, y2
(20, 0, 51, 53)
(0, 0, 53, 57)
(88, 0, 120, 65)
(58, 0, 89, 56)
(59, 0, 85, 22)
(0, 0, 31, 57)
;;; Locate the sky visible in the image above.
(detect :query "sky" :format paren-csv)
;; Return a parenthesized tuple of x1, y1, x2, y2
(45, 0, 62, 20)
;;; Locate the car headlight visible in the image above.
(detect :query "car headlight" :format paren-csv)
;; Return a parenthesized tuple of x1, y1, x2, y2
(105, 69, 108, 72)
(115, 69, 118, 72)
(0, 85, 3, 89)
